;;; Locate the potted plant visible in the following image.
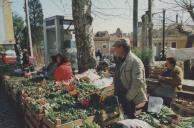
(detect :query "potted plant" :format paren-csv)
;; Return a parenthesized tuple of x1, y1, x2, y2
(132, 48, 153, 77)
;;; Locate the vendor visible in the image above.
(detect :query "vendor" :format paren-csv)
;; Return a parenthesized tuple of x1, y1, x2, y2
(155, 57, 183, 106)
(113, 39, 147, 118)
(22, 50, 34, 73)
(22, 50, 31, 68)
(45, 55, 57, 80)
(54, 54, 73, 81)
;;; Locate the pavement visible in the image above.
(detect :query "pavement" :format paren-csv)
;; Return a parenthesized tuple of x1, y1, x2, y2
(0, 90, 24, 128)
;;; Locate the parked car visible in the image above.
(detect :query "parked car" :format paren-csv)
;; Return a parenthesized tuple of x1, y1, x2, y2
(0, 50, 34, 64)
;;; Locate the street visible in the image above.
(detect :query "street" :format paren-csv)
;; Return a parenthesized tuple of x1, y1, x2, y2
(0, 90, 23, 128)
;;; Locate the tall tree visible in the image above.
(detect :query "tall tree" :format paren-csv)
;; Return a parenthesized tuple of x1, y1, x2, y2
(175, 0, 194, 22)
(13, 14, 24, 43)
(13, 14, 28, 49)
(25, 0, 44, 45)
(72, 0, 96, 73)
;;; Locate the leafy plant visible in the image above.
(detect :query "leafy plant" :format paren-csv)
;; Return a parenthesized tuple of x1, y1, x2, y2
(80, 121, 101, 128)
(132, 48, 153, 65)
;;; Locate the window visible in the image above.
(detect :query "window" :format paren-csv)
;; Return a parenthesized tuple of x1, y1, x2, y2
(102, 44, 107, 48)
(171, 42, 176, 48)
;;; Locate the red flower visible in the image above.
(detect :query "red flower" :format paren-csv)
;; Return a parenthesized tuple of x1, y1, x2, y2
(80, 99, 90, 108)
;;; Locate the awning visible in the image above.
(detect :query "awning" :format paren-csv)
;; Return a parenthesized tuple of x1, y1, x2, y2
(166, 48, 194, 61)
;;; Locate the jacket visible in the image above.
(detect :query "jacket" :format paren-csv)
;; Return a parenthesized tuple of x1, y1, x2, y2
(54, 63, 73, 81)
(162, 66, 183, 87)
(119, 52, 147, 105)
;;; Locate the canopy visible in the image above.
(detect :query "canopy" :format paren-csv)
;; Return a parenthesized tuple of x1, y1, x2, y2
(166, 48, 194, 61)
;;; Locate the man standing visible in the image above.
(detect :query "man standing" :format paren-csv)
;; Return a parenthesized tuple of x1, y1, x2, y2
(113, 39, 147, 118)
(156, 57, 183, 106)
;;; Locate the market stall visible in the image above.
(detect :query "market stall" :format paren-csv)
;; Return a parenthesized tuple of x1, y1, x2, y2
(1, 68, 123, 128)
(1, 62, 194, 128)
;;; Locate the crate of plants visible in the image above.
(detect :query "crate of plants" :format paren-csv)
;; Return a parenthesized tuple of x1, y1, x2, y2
(40, 81, 98, 128)
(3, 77, 24, 103)
(24, 98, 48, 128)
(42, 93, 122, 128)
(41, 93, 99, 128)
(171, 100, 194, 117)
(96, 96, 123, 127)
(137, 106, 194, 128)
(171, 91, 194, 117)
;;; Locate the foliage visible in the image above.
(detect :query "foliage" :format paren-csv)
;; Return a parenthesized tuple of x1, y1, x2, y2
(80, 121, 101, 128)
(13, 14, 25, 43)
(26, 0, 44, 45)
(28, 0, 43, 28)
(132, 48, 153, 65)
(137, 106, 194, 128)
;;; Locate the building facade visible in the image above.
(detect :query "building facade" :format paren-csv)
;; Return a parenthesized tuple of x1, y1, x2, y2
(94, 31, 130, 57)
(0, 0, 15, 45)
(153, 23, 194, 59)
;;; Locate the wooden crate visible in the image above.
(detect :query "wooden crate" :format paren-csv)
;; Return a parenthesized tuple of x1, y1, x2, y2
(177, 91, 194, 101)
(42, 116, 95, 128)
(24, 103, 45, 128)
(171, 102, 194, 117)
(25, 109, 41, 128)
(9, 88, 18, 103)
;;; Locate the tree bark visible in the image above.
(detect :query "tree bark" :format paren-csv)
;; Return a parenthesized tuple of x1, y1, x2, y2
(72, 0, 96, 73)
(188, 10, 194, 22)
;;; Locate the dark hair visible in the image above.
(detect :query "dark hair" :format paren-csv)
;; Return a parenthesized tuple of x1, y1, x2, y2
(51, 55, 57, 63)
(56, 54, 69, 66)
(166, 57, 176, 66)
(113, 39, 130, 53)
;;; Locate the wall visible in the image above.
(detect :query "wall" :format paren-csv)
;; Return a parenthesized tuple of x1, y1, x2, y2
(0, 0, 15, 44)
(0, 0, 6, 44)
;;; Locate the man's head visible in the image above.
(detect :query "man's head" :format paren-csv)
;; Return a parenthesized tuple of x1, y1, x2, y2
(113, 39, 130, 58)
(166, 57, 176, 69)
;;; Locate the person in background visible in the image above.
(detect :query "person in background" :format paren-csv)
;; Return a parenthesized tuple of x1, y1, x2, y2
(54, 54, 73, 81)
(45, 55, 57, 80)
(14, 42, 23, 67)
(22, 50, 31, 68)
(156, 57, 183, 106)
(113, 39, 147, 118)
(96, 49, 102, 60)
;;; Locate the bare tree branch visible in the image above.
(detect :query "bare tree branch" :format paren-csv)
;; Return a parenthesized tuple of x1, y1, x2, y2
(175, 0, 194, 22)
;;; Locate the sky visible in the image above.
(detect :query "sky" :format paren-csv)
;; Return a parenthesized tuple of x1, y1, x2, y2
(12, 0, 193, 33)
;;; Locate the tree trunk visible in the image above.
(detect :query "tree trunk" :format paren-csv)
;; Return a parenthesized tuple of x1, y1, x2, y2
(72, 0, 96, 73)
(188, 10, 194, 22)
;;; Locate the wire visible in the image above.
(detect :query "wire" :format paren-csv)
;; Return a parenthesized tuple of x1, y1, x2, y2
(159, 0, 176, 5)
(93, 10, 125, 17)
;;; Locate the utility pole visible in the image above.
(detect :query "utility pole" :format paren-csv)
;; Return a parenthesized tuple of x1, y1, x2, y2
(141, 14, 148, 49)
(24, 0, 33, 57)
(133, 0, 138, 47)
(162, 9, 166, 60)
(176, 14, 178, 23)
(148, 0, 153, 49)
